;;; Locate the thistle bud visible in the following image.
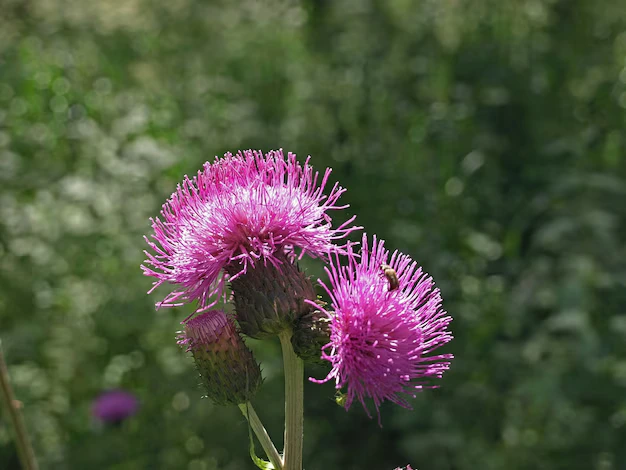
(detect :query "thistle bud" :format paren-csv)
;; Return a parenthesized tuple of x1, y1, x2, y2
(227, 256, 317, 339)
(291, 308, 331, 365)
(179, 310, 262, 405)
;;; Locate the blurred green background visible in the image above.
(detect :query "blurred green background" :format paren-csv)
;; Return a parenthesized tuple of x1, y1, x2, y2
(1, 0, 626, 469)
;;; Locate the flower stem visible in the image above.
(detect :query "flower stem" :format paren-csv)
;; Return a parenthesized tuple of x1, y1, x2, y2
(278, 330, 304, 470)
(0, 340, 39, 470)
(239, 402, 283, 470)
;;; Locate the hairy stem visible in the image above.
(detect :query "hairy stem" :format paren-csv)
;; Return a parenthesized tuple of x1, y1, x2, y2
(239, 402, 283, 470)
(0, 340, 39, 470)
(278, 330, 304, 470)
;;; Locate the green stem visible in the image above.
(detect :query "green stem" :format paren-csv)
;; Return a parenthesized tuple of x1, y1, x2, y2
(0, 340, 39, 470)
(278, 330, 304, 470)
(239, 402, 283, 470)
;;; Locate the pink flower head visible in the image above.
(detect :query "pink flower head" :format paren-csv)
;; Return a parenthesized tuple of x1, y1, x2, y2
(311, 234, 453, 422)
(142, 149, 359, 318)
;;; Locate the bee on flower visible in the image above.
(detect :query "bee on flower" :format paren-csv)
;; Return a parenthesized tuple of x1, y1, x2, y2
(310, 234, 453, 423)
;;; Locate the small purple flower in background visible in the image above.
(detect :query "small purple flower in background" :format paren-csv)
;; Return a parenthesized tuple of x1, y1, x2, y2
(311, 233, 453, 421)
(91, 389, 139, 424)
(142, 149, 359, 318)
(394, 466, 414, 470)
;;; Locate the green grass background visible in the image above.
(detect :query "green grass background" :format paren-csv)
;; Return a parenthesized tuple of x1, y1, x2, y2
(1, 0, 626, 469)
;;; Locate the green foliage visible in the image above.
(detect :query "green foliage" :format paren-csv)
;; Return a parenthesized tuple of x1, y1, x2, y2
(1, 0, 626, 469)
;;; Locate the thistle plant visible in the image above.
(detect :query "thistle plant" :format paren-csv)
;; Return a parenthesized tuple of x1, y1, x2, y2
(142, 149, 454, 470)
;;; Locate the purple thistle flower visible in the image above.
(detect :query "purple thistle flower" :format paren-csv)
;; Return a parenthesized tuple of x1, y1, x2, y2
(310, 234, 453, 421)
(91, 389, 139, 424)
(142, 149, 358, 319)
